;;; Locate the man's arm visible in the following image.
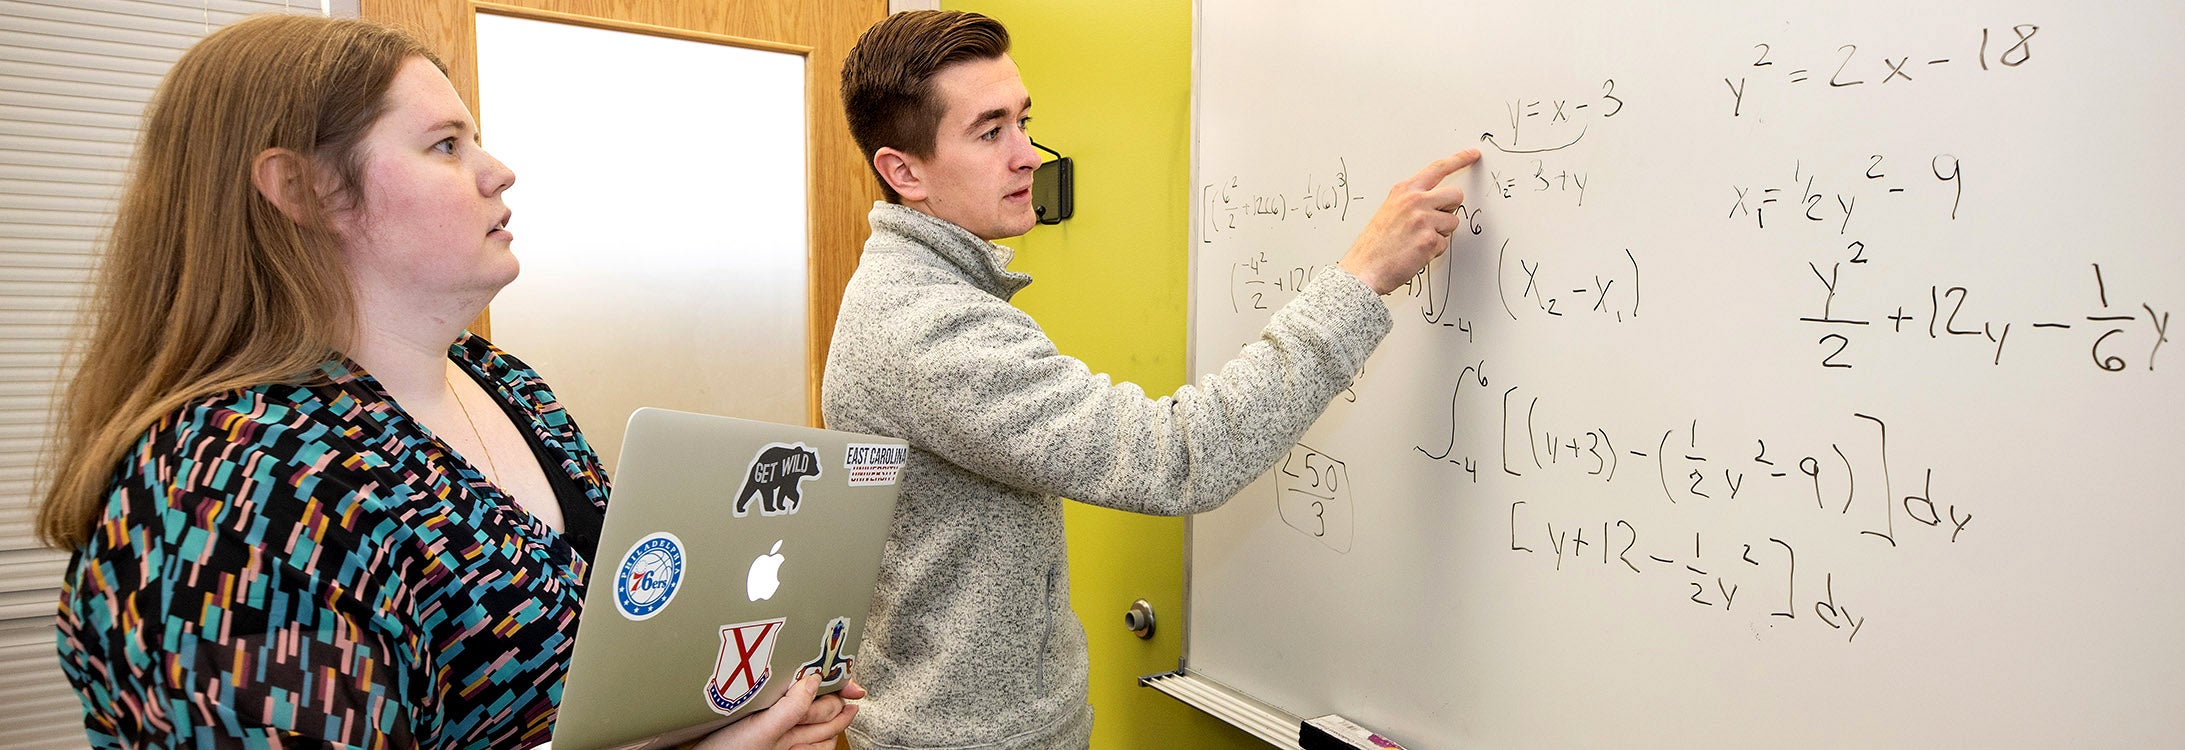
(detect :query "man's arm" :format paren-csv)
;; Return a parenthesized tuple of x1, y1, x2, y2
(871, 151, 1481, 514)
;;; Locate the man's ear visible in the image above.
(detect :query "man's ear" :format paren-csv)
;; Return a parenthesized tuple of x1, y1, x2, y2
(250, 147, 317, 224)
(873, 147, 926, 203)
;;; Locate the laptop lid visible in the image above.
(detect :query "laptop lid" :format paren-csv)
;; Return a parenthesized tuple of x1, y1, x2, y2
(551, 408, 905, 750)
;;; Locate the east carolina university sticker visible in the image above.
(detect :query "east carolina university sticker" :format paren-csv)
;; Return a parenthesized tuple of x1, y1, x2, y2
(793, 616, 855, 685)
(843, 443, 907, 487)
(735, 442, 821, 517)
(613, 532, 685, 621)
(705, 617, 786, 715)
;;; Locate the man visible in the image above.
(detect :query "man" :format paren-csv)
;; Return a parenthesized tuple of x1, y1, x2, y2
(825, 10, 1479, 750)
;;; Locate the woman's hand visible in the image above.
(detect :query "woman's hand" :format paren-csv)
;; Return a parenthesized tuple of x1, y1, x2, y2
(692, 675, 866, 750)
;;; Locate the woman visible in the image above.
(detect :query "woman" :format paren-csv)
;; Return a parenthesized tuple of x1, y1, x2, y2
(41, 15, 854, 749)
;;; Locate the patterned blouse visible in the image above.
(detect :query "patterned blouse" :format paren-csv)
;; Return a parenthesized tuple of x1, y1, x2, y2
(56, 335, 610, 749)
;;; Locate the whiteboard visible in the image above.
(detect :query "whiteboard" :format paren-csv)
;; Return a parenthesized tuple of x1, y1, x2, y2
(476, 12, 809, 472)
(1184, 2, 2185, 747)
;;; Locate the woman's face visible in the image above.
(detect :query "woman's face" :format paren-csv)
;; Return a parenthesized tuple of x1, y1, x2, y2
(333, 56, 519, 305)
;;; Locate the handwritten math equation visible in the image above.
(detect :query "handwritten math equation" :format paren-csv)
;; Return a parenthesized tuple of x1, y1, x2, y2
(1797, 252, 2172, 372)
(1275, 383, 1949, 643)
(1487, 158, 1591, 207)
(1274, 443, 1354, 554)
(1200, 158, 1365, 242)
(1401, 369, 1965, 642)
(1480, 79, 1625, 155)
(1207, 159, 1370, 314)
(1727, 154, 1965, 232)
(1506, 511, 1877, 642)
(1490, 238, 1641, 324)
(1725, 25, 2042, 118)
(1476, 80, 1626, 208)
(1410, 377, 1970, 547)
(1211, 16, 2171, 646)
(1394, 222, 1643, 348)
(1225, 249, 1331, 314)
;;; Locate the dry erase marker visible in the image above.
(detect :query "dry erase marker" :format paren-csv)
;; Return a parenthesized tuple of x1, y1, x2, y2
(1299, 714, 1409, 750)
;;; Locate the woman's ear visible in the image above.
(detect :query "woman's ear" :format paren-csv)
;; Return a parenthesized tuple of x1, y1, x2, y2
(250, 147, 315, 224)
(873, 147, 925, 204)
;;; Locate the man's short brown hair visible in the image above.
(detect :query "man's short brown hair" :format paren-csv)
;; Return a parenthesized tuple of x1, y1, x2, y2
(840, 10, 1011, 203)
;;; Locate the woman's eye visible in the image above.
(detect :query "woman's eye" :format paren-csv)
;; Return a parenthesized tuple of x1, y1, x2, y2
(433, 137, 457, 155)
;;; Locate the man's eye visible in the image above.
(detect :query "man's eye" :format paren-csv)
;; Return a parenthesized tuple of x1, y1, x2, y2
(980, 127, 1001, 141)
(1018, 116, 1032, 130)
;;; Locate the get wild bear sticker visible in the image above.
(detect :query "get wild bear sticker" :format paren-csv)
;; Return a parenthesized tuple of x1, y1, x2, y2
(735, 442, 821, 517)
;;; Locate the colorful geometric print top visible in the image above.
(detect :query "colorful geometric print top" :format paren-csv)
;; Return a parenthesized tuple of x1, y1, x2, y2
(55, 334, 610, 750)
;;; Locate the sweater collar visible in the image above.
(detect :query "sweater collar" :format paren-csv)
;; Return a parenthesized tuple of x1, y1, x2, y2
(867, 202, 1033, 300)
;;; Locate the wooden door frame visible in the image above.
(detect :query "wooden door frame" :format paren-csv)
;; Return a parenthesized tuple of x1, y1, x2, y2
(362, 0, 885, 426)
(474, 4, 813, 56)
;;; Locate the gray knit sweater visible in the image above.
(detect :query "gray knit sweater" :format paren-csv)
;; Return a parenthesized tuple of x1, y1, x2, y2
(823, 203, 1392, 749)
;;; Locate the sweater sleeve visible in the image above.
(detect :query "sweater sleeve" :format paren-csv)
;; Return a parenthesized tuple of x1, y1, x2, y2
(56, 405, 419, 750)
(877, 267, 1392, 516)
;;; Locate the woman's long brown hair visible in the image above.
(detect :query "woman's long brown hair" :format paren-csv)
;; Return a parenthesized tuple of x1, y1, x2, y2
(38, 15, 442, 550)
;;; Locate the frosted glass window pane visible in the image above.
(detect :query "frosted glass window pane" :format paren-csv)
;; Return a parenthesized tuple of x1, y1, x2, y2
(476, 14, 809, 472)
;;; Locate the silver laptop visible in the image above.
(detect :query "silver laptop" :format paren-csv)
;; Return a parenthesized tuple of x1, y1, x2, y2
(551, 408, 906, 750)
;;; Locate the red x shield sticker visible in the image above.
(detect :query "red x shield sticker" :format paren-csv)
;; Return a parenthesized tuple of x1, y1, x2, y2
(705, 617, 785, 715)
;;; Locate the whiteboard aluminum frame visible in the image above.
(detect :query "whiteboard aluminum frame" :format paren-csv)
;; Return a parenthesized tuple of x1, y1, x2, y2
(1141, 671, 1302, 749)
(1180, 0, 1206, 671)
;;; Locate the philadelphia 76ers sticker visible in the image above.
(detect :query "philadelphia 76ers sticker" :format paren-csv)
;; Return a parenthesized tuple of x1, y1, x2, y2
(705, 617, 785, 716)
(613, 532, 685, 621)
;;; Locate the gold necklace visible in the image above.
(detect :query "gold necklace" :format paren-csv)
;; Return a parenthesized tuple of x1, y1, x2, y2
(445, 372, 503, 485)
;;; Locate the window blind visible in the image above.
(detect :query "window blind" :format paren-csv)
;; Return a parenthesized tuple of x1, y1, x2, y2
(0, 1, 331, 746)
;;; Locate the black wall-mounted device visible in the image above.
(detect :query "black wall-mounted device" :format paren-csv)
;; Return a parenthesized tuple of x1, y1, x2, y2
(1032, 139, 1073, 225)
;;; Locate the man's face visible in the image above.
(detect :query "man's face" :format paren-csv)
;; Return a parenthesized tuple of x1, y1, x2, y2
(898, 54, 1040, 241)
